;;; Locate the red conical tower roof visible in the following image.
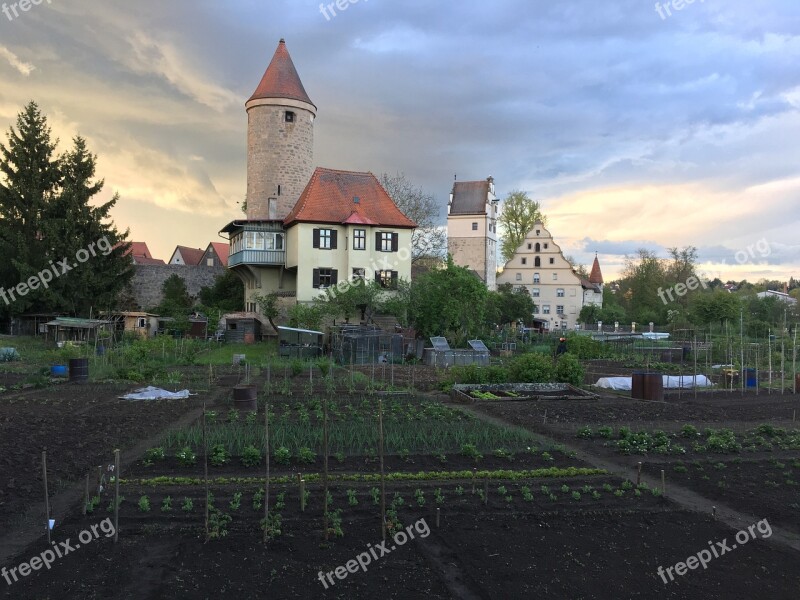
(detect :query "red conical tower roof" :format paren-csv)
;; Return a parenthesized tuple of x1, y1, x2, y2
(589, 253, 604, 285)
(248, 39, 315, 108)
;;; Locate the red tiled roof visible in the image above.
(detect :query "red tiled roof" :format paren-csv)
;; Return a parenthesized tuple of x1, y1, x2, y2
(284, 168, 417, 229)
(209, 242, 229, 266)
(173, 246, 205, 265)
(125, 242, 153, 259)
(248, 39, 315, 108)
(342, 211, 377, 226)
(589, 255, 604, 285)
(133, 256, 166, 265)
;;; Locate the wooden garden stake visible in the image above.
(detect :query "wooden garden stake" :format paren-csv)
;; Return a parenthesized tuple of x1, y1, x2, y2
(543, 410, 547, 425)
(300, 479, 306, 512)
(42, 450, 51, 545)
(113, 449, 120, 543)
(83, 473, 89, 516)
(264, 399, 270, 543)
(661, 469, 666, 495)
(712, 506, 716, 520)
(637, 462, 642, 485)
(203, 403, 209, 542)
(323, 394, 329, 542)
(436, 507, 440, 528)
(379, 398, 386, 542)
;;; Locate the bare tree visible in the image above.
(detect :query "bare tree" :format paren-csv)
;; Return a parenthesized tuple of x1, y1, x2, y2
(565, 255, 590, 280)
(379, 172, 447, 262)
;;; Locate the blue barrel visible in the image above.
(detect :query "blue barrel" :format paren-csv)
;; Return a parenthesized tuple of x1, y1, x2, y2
(744, 368, 757, 388)
(50, 365, 68, 378)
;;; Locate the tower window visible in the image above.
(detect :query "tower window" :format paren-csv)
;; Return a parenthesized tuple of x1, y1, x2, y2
(472, 222, 478, 230)
(285, 111, 295, 123)
(521, 258, 527, 265)
(534, 257, 541, 267)
(549, 258, 555, 264)
(535, 243, 541, 252)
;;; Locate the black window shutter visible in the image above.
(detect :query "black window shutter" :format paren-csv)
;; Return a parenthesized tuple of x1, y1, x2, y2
(331, 230, 338, 250)
(391, 271, 398, 288)
(331, 269, 338, 286)
(375, 232, 382, 251)
(313, 229, 320, 249)
(375, 270, 381, 283)
(313, 269, 320, 288)
(392, 233, 399, 252)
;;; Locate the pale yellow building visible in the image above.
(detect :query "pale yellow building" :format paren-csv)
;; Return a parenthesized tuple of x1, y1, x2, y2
(497, 222, 603, 331)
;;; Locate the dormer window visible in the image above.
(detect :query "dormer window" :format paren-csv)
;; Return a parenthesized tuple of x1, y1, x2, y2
(285, 111, 295, 123)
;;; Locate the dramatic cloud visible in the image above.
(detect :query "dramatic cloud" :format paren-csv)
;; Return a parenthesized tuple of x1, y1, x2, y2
(0, 0, 797, 273)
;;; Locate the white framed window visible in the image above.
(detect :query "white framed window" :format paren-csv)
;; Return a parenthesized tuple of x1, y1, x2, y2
(313, 229, 337, 250)
(516, 273, 522, 281)
(556, 305, 564, 314)
(472, 222, 478, 230)
(542, 305, 551, 314)
(353, 229, 366, 250)
(532, 288, 540, 297)
(557, 288, 565, 297)
(533, 273, 540, 283)
(552, 273, 558, 281)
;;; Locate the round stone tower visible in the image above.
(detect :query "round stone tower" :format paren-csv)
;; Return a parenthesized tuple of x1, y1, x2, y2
(245, 39, 316, 221)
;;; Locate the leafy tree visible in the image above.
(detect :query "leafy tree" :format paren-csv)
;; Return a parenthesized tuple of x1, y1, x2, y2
(689, 290, 740, 327)
(0, 102, 132, 317)
(380, 172, 446, 261)
(288, 303, 323, 331)
(253, 292, 280, 332)
(578, 304, 602, 325)
(487, 283, 535, 326)
(507, 352, 554, 383)
(157, 274, 193, 315)
(498, 190, 546, 263)
(409, 256, 489, 340)
(199, 271, 244, 313)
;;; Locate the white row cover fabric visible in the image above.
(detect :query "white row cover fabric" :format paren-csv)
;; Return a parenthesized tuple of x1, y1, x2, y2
(641, 333, 670, 340)
(120, 386, 193, 400)
(594, 375, 713, 391)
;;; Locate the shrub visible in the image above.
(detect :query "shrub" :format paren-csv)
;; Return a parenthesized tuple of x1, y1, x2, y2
(597, 426, 614, 439)
(176, 446, 196, 467)
(564, 334, 602, 359)
(680, 424, 699, 438)
(576, 426, 593, 439)
(143, 447, 165, 465)
(274, 446, 291, 465)
(209, 444, 229, 466)
(508, 352, 554, 383)
(138, 495, 151, 512)
(555, 353, 584, 386)
(297, 447, 316, 464)
(241, 444, 262, 467)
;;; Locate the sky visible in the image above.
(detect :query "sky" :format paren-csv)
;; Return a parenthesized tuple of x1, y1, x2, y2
(0, 0, 798, 282)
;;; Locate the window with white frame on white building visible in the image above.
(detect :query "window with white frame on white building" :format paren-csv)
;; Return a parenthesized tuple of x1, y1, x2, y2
(534, 273, 540, 283)
(557, 288, 565, 297)
(542, 305, 551, 314)
(353, 229, 366, 250)
(552, 273, 558, 280)
(532, 288, 540, 297)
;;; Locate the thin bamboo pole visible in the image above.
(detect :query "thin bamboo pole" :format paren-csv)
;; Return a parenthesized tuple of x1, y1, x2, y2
(323, 394, 329, 542)
(379, 398, 386, 541)
(42, 450, 50, 545)
(113, 449, 120, 543)
(264, 399, 270, 542)
(203, 404, 209, 542)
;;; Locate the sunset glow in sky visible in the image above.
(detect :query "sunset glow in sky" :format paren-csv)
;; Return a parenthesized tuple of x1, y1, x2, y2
(1, 0, 798, 281)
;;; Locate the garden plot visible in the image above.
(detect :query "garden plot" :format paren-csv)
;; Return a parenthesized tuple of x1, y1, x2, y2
(450, 383, 596, 403)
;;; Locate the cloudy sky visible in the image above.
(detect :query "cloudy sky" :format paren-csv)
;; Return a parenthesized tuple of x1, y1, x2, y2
(0, 0, 798, 281)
